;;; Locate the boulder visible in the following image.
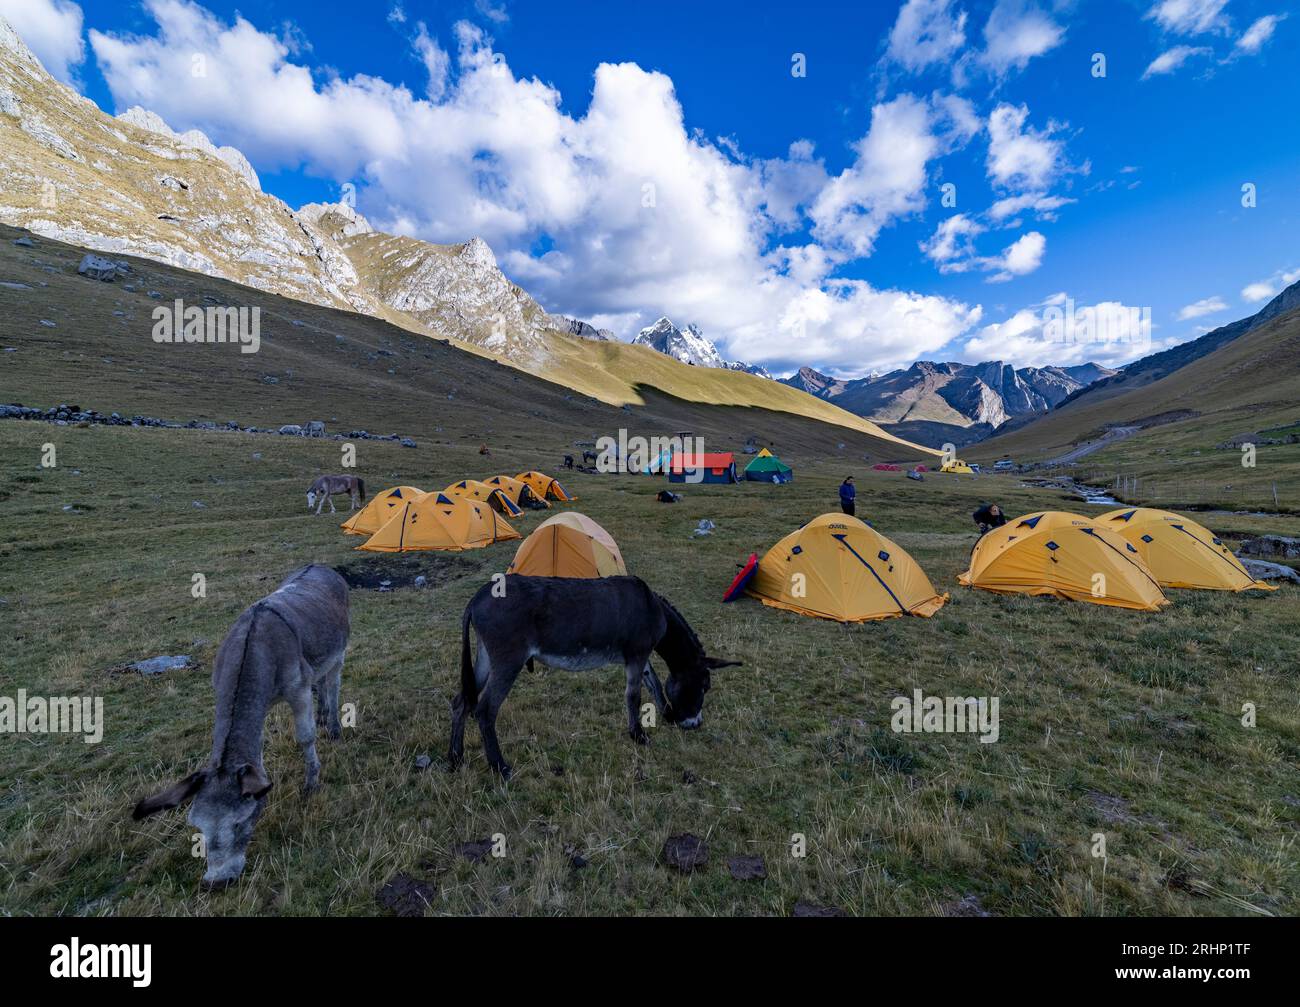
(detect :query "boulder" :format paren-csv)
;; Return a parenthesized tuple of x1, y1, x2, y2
(77, 254, 118, 281)
(1238, 535, 1300, 559)
(134, 655, 192, 676)
(278, 424, 303, 436)
(1238, 558, 1300, 584)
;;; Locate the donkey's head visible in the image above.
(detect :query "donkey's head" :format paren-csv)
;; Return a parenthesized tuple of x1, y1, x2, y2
(306, 490, 318, 510)
(652, 595, 741, 730)
(133, 763, 273, 890)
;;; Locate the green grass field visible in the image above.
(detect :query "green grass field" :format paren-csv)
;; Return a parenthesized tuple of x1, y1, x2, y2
(3, 419, 1297, 917)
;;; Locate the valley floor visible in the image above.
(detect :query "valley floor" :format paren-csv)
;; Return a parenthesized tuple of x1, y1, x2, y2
(1, 422, 1297, 916)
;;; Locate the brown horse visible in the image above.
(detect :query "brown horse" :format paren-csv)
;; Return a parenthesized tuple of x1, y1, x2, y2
(307, 475, 365, 514)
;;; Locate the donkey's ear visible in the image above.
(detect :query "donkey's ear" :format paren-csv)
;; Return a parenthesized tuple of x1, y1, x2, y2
(237, 764, 273, 799)
(705, 657, 743, 670)
(133, 770, 206, 820)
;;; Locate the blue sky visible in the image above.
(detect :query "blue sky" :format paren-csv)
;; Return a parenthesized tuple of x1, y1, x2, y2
(4, 0, 1297, 376)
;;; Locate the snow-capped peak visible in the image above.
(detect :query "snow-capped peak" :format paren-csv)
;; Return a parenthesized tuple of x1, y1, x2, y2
(633, 317, 727, 369)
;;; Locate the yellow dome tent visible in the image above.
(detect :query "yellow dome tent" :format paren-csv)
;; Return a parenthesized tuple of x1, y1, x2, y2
(940, 460, 974, 474)
(748, 513, 947, 622)
(1096, 508, 1277, 592)
(958, 511, 1168, 611)
(444, 479, 524, 518)
(507, 512, 627, 578)
(340, 485, 426, 536)
(485, 475, 550, 509)
(359, 491, 520, 552)
(516, 471, 576, 502)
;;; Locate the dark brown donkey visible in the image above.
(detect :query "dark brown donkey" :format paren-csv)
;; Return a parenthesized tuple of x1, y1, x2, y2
(449, 575, 740, 778)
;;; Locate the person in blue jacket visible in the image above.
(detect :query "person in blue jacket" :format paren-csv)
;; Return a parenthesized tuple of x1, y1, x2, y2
(839, 476, 856, 516)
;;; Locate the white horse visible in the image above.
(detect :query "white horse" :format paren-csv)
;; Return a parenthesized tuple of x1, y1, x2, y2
(307, 475, 365, 514)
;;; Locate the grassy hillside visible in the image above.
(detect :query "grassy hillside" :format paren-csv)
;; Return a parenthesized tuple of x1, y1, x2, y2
(0, 26, 926, 449)
(973, 305, 1300, 511)
(0, 223, 925, 463)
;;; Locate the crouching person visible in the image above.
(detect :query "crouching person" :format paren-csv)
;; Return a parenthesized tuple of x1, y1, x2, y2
(973, 502, 1007, 535)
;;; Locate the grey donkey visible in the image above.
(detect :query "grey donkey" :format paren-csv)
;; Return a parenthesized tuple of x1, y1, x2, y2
(132, 565, 350, 890)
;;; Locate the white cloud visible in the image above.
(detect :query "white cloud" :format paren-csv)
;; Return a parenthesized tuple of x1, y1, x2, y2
(981, 0, 1065, 75)
(1241, 267, 1300, 302)
(387, 6, 406, 25)
(474, 0, 510, 24)
(986, 102, 1068, 191)
(921, 213, 984, 266)
(1142, 45, 1212, 78)
(1176, 295, 1227, 319)
(964, 296, 1155, 368)
(0, 0, 85, 83)
(886, 0, 967, 73)
(1146, 0, 1231, 36)
(412, 22, 450, 100)
(921, 216, 1045, 281)
(988, 230, 1045, 281)
(809, 93, 976, 258)
(1234, 14, 1285, 54)
(729, 278, 984, 378)
(987, 191, 1075, 222)
(86, 0, 985, 376)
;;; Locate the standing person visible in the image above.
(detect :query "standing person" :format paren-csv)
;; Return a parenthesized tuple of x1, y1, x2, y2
(839, 476, 856, 516)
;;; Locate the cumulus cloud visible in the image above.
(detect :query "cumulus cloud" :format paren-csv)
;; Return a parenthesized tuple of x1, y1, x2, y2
(728, 278, 984, 378)
(1146, 0, 1231, 36)
(1142, 45, 1212, 78)
(964, 294, 1155, 368)
(987, 230, 1045, 281)
(886, 0, 968, 74)
(921, 216, 1045, 281)
(986, 102, 1069, 191)
(921, 213, 985, 267)
(86, 0, 986, 376)
(1176, 295, 1226, 319)
(810, 93, 976, 258)
(0, 0, 85, 83)
(981, 0, 1065, 75)
(1233, 14, 1285, 54)
(1241, 267, 1300, 302)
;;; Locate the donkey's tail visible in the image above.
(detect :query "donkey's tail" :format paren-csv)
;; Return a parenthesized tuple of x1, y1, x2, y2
(460, 604, 478, 711)
(356, 477, 366, 504)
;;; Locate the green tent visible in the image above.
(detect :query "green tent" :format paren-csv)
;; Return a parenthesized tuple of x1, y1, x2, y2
(743, 449, 793, 483)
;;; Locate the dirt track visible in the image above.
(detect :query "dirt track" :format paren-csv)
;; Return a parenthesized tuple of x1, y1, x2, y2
(1044, 425, 1140, 465)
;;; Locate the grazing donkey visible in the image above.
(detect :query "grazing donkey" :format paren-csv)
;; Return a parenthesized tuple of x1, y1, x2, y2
(132, 565, 350, 890)
(449, 575, 740, 778)
(307, 474, 365, 514)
